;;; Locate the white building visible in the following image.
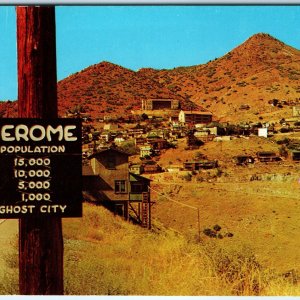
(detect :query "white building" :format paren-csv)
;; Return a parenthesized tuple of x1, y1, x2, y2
(258, 128, 268, 138)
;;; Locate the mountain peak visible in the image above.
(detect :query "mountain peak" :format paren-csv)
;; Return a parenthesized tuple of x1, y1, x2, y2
(233, 32, 285, 53)
(249, 32, 281, 41)
(39, 32, 300, 123)
(244, 32, 284, 47)
(221, 31, 298, 69)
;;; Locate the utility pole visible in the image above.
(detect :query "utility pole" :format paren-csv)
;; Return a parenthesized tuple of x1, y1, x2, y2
(17, 6, 64, 295)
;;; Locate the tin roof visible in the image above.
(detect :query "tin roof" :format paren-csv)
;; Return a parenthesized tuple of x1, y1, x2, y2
(129, 172, 152, 182)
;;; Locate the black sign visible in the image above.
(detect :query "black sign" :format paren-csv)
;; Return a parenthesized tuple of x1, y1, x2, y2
(0, 118, 82, 218)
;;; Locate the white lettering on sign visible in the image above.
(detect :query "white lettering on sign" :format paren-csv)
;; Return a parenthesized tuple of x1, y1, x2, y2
(0, 205, 67, 214)
(46, 125, 63, 141)
(1, 124, 14, 141)
(40, 205, 67, 213)
(64, 125, 77, 141)
(0, 119, 82, 218)
(0, 205, 35, 214)
(0, 145, 66, 154)
(16, 124, 29, 141)
(1, 124, 78, 142)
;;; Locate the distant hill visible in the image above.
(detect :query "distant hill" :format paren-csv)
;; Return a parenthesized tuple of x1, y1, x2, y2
(0, 101, 17, 118)
(2, 33, 300, 122)
(138, 33, 300, 122)
(57, 61, 192, 119)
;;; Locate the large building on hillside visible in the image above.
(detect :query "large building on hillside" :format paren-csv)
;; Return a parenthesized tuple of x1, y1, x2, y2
(178, 110, 213, 125)
(142, 99, 180, 110)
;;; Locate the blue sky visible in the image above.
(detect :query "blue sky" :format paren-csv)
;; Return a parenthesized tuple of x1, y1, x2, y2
(1, 5, 300, 100)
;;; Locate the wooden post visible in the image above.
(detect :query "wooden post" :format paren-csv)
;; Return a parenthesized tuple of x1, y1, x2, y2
(124, 202, 129, 221)
(17, 6, 58, 119)
(17, 6, 63, 295)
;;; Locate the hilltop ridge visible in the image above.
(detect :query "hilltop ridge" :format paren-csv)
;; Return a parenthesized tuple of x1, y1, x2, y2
(137, 32, 300, 122)
(2, 33, 300, 122)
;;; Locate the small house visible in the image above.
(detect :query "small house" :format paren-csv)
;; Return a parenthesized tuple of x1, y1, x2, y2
(128, 127, 145, 137)
(292, 106, 300, 117)
(114, 135, 125, 145)
(99, 132, 111, 143)
(258, 128, 268, 138)
(183, 160, 218, 171)
(291, 150, 300, 161)
(147, 131, 163, 140)
(148, 138, 169, 150)
(88, 148, 131, 218)
(143, 160, 162, 173)
(194, 129, 215, 142)
(135, 137, 147, 147)
(256, 151, 280, 162)
(140, 145, 153, 158)
(82, 147, 152, 227)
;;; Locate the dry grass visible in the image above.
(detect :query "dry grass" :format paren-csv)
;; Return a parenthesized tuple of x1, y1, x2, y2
(150, 134, 300, 279)
(0, 202, 299, 295)
(0, 239, 19, 295)
(152, 178, 300, 273)
(62, 203, 299, 296)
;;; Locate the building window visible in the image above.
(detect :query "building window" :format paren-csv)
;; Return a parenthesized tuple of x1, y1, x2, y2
(115, 180, 127, 193)
(130, 183, 144, 193)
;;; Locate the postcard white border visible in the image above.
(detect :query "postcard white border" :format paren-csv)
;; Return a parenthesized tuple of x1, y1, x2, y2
(0, 2, 298, 300)
(0, 0, 299, 5)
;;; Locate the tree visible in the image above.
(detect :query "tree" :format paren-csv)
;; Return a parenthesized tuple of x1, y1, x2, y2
(279, 145, 289, 158)
(118, 141, 138, 155)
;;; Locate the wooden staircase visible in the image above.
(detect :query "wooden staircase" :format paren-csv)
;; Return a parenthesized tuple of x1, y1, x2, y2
(141, 192, 149, 228)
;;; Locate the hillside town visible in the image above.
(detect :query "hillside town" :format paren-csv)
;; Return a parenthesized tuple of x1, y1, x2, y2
(1, 5, 300, 294)
(79, 97, 300, 227)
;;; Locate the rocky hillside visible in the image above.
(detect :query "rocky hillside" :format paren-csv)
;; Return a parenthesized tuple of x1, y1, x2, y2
(57, 61, 191, 118)
(138, 33, 300, 122)
(0, 101, 17, 118)
(2, 33, 300, 122)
